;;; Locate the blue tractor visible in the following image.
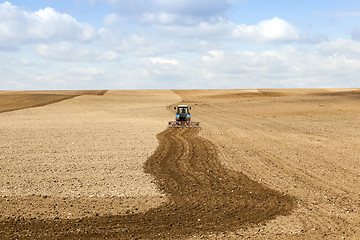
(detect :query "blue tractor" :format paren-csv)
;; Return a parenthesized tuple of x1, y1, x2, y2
(169, 105, 200, 128)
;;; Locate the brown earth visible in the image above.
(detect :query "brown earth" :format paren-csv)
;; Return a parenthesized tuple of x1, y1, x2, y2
(0, 90, 107, 113)
(1, 89, 360, 239)
(0, 127, 293, 239)
(174, 89, 360, 239)
(0, 90, 179, 221)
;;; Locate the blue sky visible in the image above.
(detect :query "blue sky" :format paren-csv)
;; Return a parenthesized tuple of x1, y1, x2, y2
(1, 0, 360, 90)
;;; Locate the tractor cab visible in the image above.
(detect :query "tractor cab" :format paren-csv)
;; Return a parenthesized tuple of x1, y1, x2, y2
(174, 105, 191, 121)
(176, 105, 190, 114)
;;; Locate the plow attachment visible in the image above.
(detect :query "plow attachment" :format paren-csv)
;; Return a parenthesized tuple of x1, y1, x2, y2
(168, 121, 200, 128)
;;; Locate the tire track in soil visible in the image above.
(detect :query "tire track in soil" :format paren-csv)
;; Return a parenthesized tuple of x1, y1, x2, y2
(0, 127, 294, 239)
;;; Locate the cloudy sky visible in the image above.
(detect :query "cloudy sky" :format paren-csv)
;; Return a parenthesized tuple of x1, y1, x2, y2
(1, 0, 360, 90)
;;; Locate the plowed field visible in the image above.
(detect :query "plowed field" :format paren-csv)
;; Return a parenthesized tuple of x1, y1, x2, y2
(0, 90, 107, 113)
(1, 89, 360, 239)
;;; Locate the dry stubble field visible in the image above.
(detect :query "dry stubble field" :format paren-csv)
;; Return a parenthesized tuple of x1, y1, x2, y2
(0, 89, 360, 239)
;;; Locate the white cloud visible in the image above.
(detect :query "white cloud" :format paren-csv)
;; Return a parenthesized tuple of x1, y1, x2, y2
(199, 42, 360, 88)
(99, 32, 176, 56)
(94, 0, 231, 25)
(157, 19, 232, 38)
(3, 38, 360, 90)
(157, 17, 302, 43)
(150, 57, 179, 65)
(0, 51, 108, 89)
(1, 1, 358, 90)
(317, 39, 360, 58)
(103, 13, 125, 27)
(232, 17, 300, 43)
(28, 67, 105, 87)
(67, 67, 105, 82)
(92, 40, 360, 90)
(0, 1, 97, 50)
(202, 50, 225, 61)
(34, 42, 119, 61)
(141, 12, 197, 25)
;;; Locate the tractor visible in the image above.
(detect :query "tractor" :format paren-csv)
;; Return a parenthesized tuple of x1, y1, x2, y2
(168, 105, 200, 128)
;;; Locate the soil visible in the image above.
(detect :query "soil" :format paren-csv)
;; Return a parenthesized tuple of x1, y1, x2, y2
(175, 89, 360, 239)
(0, 127, 294, 239)
(1, 89, 360, 239)
(0, 90, 179, 221)
(0, 90, 107, 113)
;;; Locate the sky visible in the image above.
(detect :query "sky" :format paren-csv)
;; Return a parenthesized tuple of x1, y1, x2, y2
(1, 0, 360, 90)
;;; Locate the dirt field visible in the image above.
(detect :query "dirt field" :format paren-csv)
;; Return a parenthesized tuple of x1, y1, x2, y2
(0, 90, 179, 220)
(175, 89, 360, 239)
(1, 89, 360, 239)
(0, 90, 108, 113)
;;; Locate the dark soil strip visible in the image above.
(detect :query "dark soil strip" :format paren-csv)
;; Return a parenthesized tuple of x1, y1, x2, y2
(0, 90, 108, 113)
(0, 127, 294, 239)
(0, 94, 76, 113)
